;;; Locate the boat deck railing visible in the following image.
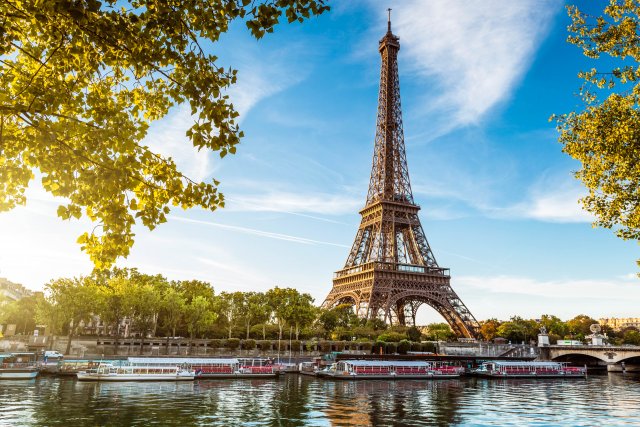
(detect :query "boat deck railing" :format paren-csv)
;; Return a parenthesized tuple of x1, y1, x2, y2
(1, 363, 36, 369)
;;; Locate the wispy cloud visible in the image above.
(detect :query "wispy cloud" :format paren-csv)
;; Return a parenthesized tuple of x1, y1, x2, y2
(144, 106, 213, 182)
(491, 176, 594, 223)
(455, 274, 640, 319)
(226, 41, 314, 118)
(458, 274, 640, 299)
(226, 191, 361, 217)
(414, 170, 594, 224)
(365, 0, 561, 136)
(172, 215, 349, 248)
(143, 40, 315, 182)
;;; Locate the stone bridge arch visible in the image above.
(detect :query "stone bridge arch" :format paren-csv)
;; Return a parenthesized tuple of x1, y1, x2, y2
(546, 346, 640, 365)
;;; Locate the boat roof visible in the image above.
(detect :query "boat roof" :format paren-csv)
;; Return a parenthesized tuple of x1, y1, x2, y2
(127, 357, 239, 365)
(0, 352, 35, 358)
(341, 360, 430, 367)
(486, 361, 564, 367)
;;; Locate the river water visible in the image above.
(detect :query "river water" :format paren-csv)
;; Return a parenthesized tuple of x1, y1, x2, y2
(1, 374, 639, 426)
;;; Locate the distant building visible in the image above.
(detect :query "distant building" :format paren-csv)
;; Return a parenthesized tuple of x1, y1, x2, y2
(599, 317, 640, 331)
(0, 278, 33, 302)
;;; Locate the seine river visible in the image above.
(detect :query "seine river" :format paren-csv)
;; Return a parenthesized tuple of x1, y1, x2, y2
(1, 374, 639, 426)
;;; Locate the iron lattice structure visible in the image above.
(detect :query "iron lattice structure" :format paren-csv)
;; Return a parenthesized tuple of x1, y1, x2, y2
(322, 17, 479, 338)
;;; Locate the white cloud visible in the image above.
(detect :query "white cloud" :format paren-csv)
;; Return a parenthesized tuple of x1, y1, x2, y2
(458, 274, 640, 299)
(453, 274, 640, 320)
(225, 40, 314, 118)
(367, 0, 561, 134)
(226, 191, 361, 217)
(144, 106, 213, 182)
(493, 176, 594, 223)
(172, 215, 349, 248)
(143, 41, 314, 182)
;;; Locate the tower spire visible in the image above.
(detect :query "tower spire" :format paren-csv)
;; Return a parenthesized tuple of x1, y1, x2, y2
(387, 8, 392, 33)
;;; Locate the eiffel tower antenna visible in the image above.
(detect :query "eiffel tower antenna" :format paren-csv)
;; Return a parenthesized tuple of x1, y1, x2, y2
(387, 8, 392, 32)
(322, 15, 479, 338)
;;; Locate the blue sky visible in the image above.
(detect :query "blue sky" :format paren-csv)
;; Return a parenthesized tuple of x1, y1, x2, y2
(1, 0, 638, 323)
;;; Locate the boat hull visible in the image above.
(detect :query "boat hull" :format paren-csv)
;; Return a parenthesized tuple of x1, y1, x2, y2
(0, 370, 38, 380)
(77, 373, 195, 381)
(196, 372, 279, 379)
(475, 372, 586, 379)
(322, 373, 461, 380)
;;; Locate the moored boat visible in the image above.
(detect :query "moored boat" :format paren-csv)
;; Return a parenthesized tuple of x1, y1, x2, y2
(474, 361, 587, 378)
(77, 363, 195, 381)
(298, 361, 320, 376)
(127, 357, 280, 379)
(320, 360, 464, 380)
(0, 353, 38, 380)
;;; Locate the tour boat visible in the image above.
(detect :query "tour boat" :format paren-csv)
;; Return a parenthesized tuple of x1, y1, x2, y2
(0, 353, 39, 380)
(127, 357, 280, 379)
(77, 363, 195, 381)
(298, 361, 320, 376)
(319, 360, 464, 380)
(474, 361, 587, 378)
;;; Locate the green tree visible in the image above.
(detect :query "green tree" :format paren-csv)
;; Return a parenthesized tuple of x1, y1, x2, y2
(479, 318, 501, 341)
(176, 280, 215, 305)
(423, 323, 456, 342)
(2, 294, 41, 335)
(160, 286, 186, 338)
(566, 314, 598, 339)
(407, 326, 422, 342)
(284, 291, 315, 340)
(127, 274, 164, 354)
(241, 292, 270, 339)
(216, 291, 244, 339)
(318, 304, 359, 334)
(0, 0, 329, 268)
(496, 317, 538, 344)
(44, 277, 97, 354)
(555, 2, 640, 270)
(94, 275, 131, 352)
(185, 296, 216, 348)
(540, 314, 568, 337)
(266, 287, 293, 340)
(622, 329, 640, 345)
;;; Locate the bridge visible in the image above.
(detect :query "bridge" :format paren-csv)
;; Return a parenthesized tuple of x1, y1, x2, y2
(540, 345, 640, 372)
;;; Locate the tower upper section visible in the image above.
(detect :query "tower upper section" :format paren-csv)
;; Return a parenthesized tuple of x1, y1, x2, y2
(365, 14, 414, 206)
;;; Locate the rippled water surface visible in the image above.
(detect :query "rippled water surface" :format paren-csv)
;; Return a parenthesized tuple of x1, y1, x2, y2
(1, 374, 639, 426)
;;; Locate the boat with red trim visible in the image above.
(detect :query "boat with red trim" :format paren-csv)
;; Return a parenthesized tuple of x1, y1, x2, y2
(127, 357, 280, 379)
(0, 353, 38, 380)
(319, 360, 463, 380)
(474, 361, 586, 378)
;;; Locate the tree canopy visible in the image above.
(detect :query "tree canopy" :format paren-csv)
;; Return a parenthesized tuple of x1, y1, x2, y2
(556, 1, 640, 271)
(0, 0, 329, 268)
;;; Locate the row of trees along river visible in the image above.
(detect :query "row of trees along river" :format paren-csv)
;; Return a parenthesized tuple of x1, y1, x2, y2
(1, 268, 639, 354)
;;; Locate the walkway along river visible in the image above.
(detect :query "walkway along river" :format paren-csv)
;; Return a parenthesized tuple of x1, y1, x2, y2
(1, 373, 639, 426)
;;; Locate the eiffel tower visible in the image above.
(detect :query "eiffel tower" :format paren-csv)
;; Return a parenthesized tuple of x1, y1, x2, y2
(322, 12, 479, 338)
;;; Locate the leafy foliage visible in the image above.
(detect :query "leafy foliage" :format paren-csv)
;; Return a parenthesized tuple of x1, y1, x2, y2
(0, 0, 329, 268)
(555, 1, 640, 270)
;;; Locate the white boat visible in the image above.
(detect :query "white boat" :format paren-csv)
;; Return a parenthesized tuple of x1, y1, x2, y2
(474, 361, 587, 378)
(77, 363, 195, 381)
(127, 357, 279, 379)
(0, 353, 38, 380)
(319, 360, 464, 380)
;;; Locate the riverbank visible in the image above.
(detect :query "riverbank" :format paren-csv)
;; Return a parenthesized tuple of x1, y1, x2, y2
(0, 335, 526, 358)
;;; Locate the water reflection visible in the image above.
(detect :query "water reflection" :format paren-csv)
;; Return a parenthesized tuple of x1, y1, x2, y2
(0, 374, 639, 426)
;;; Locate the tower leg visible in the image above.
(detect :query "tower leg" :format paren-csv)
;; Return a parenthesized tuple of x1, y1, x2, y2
(396, 301, 406, 326)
